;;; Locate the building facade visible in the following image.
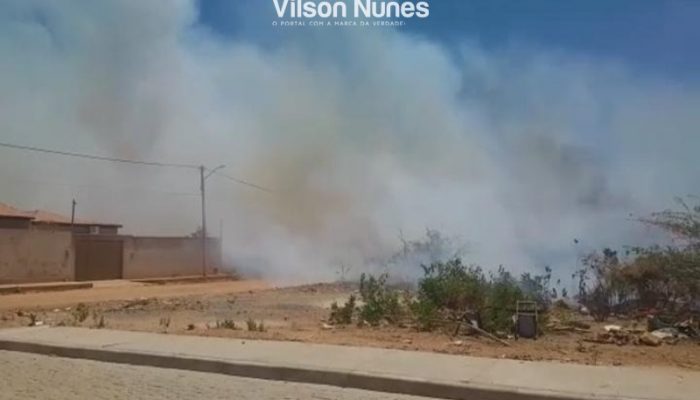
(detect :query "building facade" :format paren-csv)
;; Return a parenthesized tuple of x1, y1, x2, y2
(0, 202, 222, 284)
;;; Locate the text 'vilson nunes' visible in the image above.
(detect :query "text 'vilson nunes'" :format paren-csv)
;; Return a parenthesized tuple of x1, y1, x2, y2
(273, 0, 430, 19)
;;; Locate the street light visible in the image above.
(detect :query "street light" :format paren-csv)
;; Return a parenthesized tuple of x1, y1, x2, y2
(200, 164, 226, 276)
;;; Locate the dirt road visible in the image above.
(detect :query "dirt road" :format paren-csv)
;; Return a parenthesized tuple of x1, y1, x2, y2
(0, 280, 268, 310)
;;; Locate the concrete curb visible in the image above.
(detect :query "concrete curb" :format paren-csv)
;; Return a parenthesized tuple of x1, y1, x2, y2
(130, 274, 235, 285)
(0, 282, 93, 295)
(0, 338, 622, 400)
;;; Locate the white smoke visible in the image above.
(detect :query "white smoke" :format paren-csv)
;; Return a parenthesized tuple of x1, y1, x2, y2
(1, 1, 698, 283)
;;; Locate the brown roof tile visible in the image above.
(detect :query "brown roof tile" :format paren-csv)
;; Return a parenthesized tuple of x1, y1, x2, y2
(0, 202, 121, 227)
(0, 203, 33, 219)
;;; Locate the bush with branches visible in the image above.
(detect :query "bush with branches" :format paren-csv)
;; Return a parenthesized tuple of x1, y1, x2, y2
(357, 273, 405, 326)
(573, 248, 630, 321)
(331, 258, 557, 333)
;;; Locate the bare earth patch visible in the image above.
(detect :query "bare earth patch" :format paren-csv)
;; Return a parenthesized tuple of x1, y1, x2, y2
(1, 281, 698, 370)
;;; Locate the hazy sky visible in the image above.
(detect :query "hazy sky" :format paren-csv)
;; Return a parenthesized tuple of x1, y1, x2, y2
(0, 0, 698, 282)
(200, 0, 700, 78)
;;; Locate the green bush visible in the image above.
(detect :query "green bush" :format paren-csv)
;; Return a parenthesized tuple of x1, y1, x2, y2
(410, 298, 439, 331)
(246, 318, 257, 331)
(330, 258, 555, 334)
(246, 318, 266, 332)
(519, 266, 553, 309)
(358, 273, 404, 326)
(483, 267, 522, 332)
(329, 295, 356, 325)
(416, 258, 487, 316)
(217, 319, 238, 330)
(574, 248, 627, 321)
(71, 303, 90, 324)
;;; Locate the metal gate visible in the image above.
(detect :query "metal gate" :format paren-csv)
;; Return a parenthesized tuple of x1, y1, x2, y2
(74, 236, 123, 281)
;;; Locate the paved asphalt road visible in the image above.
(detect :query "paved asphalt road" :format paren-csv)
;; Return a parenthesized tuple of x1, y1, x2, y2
(0, 350, 435, 400)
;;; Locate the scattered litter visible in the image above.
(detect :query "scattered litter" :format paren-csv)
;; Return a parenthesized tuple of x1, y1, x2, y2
(321, 323, 334, 330)
(203, 322, 217, 330)
(585, 321, 694, 347)
(651, 328, 678, 340)
(675, 318, 699, 338)
(471, 324, 510, 347)
(585, 329, 633, 346)
(639, 332, 662, 347)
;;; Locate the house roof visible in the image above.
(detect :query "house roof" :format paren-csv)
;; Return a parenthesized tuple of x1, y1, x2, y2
(0, 203, 33, 219)
(0, 202, 122, 227)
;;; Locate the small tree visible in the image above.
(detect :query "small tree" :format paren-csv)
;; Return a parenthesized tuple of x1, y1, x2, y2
(640, 197, 700, 248)
(519, 266, 553, 309)
(623, 246, 700, 314)
(358, 273, 403, 326)
(574, 249, 628, 321)
(630, 197, 700, 314)
(417, 258, 487, 317)
(484, 267, 522, 332)
(329, 295, 356, 325)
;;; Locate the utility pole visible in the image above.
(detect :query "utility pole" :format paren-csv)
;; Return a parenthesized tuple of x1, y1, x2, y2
(199, 164, 226, 277)
(219, 219, 224, 272)
(70, 199, 76, 233)
(200, 166, 207, 277)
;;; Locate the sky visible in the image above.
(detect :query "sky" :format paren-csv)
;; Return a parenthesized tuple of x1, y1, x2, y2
(198, 0, 700, 79)
(0, 0, 698, 283)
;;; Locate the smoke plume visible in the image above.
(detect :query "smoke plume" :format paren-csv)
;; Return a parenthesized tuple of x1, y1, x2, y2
(1, 1, 698, 283)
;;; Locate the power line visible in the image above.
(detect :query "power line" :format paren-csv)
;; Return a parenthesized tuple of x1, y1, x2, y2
(0, 140, 272, 192)
(0, 141, 199, 169)
(213, 170, 272, 193)
(2, 139, 272, 278)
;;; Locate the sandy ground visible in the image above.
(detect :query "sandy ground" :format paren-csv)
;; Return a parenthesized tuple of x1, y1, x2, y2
(0, 280, 268, 310)
(1, 281, 699, 370)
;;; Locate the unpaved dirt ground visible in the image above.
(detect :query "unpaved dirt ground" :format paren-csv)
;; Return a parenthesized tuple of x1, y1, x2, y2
(0, 279, 268, 310)
(2, 282, 699, 370)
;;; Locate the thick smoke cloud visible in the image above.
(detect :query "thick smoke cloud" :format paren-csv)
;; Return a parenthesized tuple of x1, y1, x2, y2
(1, 1, 698, 283)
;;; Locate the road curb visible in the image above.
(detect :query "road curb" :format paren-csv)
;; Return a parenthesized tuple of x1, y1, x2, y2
(0, 282, 93, 295)
(0, 338, 616, 400)
(130, 274, 235, 285)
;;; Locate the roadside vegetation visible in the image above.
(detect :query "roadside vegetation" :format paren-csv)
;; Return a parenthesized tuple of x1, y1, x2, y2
(329, 258, 552, 336)
(329, 198, 700, 339)
(575, 197, 700, 322)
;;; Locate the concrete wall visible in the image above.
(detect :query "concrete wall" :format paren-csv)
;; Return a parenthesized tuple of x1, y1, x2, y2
(0, 218, 31, 230)
(0, 229, 74, 284)
(122, 237, 221, 279)
(33, 224, 120, 235)
(0, 231, 221, 283)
